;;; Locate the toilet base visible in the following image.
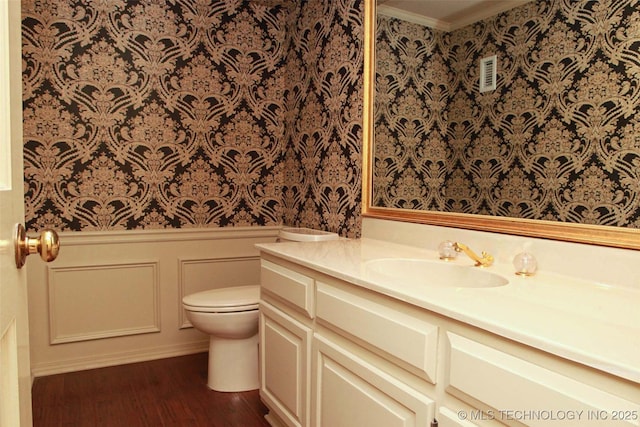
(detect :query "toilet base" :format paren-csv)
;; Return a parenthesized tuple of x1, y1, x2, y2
(207, 333, 259, 392)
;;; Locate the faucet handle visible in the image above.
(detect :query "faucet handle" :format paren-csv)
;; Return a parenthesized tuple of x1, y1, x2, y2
(513, 252, 537, 276)
(438, 240, 458, 261)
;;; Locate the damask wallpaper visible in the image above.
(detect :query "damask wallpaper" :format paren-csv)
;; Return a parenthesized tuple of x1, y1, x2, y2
(281, 0, 364, 237)
(374, 15, 449, 211)
(375, 0, 640, 227)
(22, 0, 363, 236)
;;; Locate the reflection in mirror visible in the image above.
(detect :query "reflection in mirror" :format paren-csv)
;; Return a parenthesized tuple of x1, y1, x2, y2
(363, 0, 640, 250)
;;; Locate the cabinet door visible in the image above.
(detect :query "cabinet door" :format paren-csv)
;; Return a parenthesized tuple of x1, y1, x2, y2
(312, 334, 435, 427)
(260, 301, 312, 427)
(437, 407, 481, 427)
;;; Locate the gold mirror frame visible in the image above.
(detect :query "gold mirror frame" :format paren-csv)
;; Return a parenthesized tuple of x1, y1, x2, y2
(361, 1, 640, 250)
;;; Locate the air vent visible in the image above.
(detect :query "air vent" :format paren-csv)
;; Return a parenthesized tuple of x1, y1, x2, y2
(480, 55, 497, 92)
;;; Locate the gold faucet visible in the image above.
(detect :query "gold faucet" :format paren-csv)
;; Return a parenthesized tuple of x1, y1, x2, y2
(453, 242, 494, 267)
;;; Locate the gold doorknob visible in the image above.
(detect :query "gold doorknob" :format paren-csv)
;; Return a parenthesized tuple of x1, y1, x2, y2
(14, 224, 60, 269)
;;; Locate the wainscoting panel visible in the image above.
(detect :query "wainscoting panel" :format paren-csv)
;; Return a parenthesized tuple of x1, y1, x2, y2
(179, 256, 260, 328)
(27, 227, 279, 377)
(48, 261, 160, 344)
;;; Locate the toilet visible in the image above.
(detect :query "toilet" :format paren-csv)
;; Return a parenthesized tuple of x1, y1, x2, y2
(182, 285, 260, 392)
(182, 227, 339, 392)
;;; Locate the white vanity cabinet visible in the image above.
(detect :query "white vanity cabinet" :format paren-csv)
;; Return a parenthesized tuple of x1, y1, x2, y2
(259, 258, 315, 427)
(259, 256, 438, 427)
(258, 252, 640, 427)
(312, 279, 437, 427)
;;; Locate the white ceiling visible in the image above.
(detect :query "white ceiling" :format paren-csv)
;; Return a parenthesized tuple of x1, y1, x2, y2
(376, 0, 532, 31)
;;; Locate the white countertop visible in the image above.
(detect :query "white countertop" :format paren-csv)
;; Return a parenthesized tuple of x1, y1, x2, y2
(256, 237, 640, 384)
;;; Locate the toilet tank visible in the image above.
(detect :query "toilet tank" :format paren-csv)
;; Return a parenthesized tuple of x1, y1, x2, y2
(277, 227, 339, 242)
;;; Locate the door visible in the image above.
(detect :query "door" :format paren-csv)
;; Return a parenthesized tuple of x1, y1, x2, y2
(0, 0, 32, 425)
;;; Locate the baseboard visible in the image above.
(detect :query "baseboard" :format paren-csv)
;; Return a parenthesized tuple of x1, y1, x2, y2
(31, 340, 209, 377)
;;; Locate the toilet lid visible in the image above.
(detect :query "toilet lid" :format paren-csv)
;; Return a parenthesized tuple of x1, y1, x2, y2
(182, 285, 260, 313)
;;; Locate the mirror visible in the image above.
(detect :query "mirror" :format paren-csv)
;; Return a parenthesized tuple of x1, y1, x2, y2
(362, 0, 640, 250)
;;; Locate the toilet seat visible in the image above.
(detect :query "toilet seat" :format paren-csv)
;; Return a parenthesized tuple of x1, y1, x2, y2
(182, 285, 260, 313)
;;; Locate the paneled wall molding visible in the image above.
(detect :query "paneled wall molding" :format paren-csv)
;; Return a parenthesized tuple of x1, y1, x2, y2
(47, 260, 161, 344)
(28, 226, 270, 376)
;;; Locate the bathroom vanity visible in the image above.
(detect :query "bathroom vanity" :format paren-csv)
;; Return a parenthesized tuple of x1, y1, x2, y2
(256, 238, 640, 427)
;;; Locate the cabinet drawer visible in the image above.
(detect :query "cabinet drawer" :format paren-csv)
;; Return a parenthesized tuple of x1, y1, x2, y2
(447, 333, 640, 427)
(316, 281, 438, 383)
(261, 259, 314, 318)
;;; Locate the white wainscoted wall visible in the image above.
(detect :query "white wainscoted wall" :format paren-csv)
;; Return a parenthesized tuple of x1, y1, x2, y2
(27, 226, 279, 377)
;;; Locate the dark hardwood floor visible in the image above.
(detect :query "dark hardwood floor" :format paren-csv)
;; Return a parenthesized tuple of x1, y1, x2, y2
(31, 352, 271, 427)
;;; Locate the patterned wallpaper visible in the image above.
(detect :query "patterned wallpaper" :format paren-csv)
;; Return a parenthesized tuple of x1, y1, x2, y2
(375, 0, 640, 227)
(282, 0, 364, 237)
(21, 0, 363, 236)
(374, 16, 449, 211)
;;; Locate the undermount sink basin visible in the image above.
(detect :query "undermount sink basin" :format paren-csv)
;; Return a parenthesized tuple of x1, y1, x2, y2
(364, 258, 509, 288)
